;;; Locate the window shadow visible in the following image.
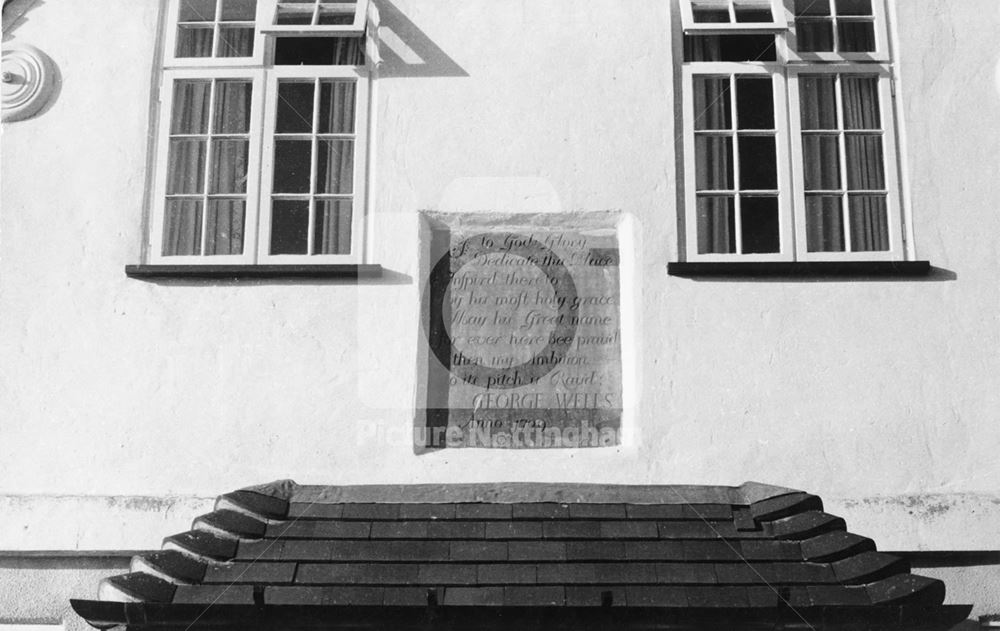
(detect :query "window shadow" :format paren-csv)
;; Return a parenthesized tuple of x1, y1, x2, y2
(2, 0, 44, 42)
(376, 0, 468, 78)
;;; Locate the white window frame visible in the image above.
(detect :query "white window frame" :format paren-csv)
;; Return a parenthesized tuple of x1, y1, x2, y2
(262, 0, 370, 36)
(150, 68, 266, 265)
(787, 64, 903, 261)
(785, 0, 890, 63)
(149, 0, 372, 265)
(680, 0, 905, 263)
(258, 65, 369, 263)
(682, 64, 795, 262)
(164, 0, 268, 67)
(680, 0, 788, 34)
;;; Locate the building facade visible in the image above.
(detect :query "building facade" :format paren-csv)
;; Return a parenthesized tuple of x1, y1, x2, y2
(1, 0, 998, 628)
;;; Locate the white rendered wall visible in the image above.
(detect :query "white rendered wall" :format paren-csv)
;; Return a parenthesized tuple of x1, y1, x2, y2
(1, 0, 998, 552)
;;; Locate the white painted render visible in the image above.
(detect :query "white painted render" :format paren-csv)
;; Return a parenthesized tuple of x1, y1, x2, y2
(1, 0, 998, 559)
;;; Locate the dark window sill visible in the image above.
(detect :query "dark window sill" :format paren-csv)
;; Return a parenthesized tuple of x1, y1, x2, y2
(125, 264, 383, 280)
(668, 261, 931, 278)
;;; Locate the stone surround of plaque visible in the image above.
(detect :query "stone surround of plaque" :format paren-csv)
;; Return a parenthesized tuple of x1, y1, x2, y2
(417, 212, 623, 450)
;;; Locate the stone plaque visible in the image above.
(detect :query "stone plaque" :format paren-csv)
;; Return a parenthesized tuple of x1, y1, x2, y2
(418, 213, 622, 449)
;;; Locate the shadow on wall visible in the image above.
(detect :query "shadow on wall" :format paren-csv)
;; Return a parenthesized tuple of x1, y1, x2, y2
(376, 0, 468, 78)
(2, 0, 44, 42)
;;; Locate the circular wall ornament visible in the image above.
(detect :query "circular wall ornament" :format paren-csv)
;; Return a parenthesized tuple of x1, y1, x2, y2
(2, 43, 56, 122)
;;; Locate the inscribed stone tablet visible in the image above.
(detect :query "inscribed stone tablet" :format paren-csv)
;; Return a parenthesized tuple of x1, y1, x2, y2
(418, 217, 622, 449)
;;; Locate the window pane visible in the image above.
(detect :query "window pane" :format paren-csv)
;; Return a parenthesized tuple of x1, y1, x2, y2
(220, 0, 256, 20)
(217, 26, 255, 57)
(836, 0, 872, 16)
(799, 76, 838, 130)
(316, 140, 354, 194)
(805, 195, 845, 252)
(276, 82, 314, 133)
(274, 38, 365, 66)
(163, 199, 204, 255)
(795, 0, 830, 16)
(210, 139, 249, 194)
(271, 199, 310, 254)
(848, 195, 889, 251)
(693, 77, 731, 131)
(276, 7, 315, 24)
(734, 6, 773, 22)
(796, 19, 834, 52)
(838, 21, 876, 52)
(205, 199, 246, 255)
(176, 25, 214, 57)
(167, 139, 207, 194)
(317, 10, 354, 25)
(695, 136, 734, 191)
(693, 7, 730, 23)
(741, 196, 780, 254)
(276, 37, 328, 64)
(684, 35, 777, 62)
(697, 196, 736, 254)
(179, 0, 216, 21)
(213, 80, 252, 134)
(802, 134, 841, 190)
(273, 140, 312, 194)
(736, 77, 773, 130)
(841, 76, 880, 129)
(171, 80, 211, 135)
(845, 134, 885, 189)
(318, 81, 356, 134)
(315, 199, 352, 254)
(738, 135, 777, 190)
